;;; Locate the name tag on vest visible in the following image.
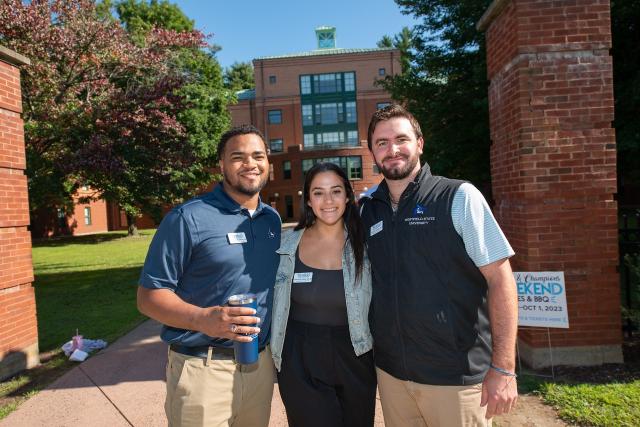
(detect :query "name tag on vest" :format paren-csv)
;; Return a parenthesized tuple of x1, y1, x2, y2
(293, 272, 313, 283)
(227, 232, 247, 244)
(370, 221, 383, 237)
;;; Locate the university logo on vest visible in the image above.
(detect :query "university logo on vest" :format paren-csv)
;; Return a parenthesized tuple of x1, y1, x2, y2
(405, 203, 436, 226)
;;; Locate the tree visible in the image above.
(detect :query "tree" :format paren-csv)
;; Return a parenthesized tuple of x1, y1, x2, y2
(377, 26, 413, 73)
(379, 1, 493, 190)
(115, 0, 193, 37)
(113, 0, 231, 233)
(0, 0, 227, 236)
(611, 0, 640, 196)
(224, 61, 255, 92)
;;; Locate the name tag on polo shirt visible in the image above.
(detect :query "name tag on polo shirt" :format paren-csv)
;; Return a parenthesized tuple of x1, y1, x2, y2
(227, 232, 247, 244)
(370, 221, 383, 237)
(293, 272, 313, 283)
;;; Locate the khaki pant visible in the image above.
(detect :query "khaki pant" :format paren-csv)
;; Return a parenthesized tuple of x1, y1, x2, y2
(376, 367, 491, 427)
(165, 347, 275, 427)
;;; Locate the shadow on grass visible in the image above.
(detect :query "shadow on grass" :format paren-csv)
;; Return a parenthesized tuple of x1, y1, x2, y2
(34, 266, 147, 353)
(32, 230, 154, 248)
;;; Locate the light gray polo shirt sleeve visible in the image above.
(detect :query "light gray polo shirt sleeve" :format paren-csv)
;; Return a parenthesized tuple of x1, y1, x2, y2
(451, 183, 515, 267)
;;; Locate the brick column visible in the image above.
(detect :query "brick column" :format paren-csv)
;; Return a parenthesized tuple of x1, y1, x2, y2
(0, 46, 38, 380)
(478, 1, 621, 367)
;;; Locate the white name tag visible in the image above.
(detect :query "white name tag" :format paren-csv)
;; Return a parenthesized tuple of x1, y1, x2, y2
(293, 272, 313, 283)
(370, 221, 383, 237)
(227, 232, 247, 244)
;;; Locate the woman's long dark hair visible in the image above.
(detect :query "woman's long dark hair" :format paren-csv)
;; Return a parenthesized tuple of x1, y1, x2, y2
(295, 162, 365, 280)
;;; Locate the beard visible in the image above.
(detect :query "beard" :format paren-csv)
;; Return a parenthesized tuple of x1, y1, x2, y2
(224, 171, 268, 196)
(376, 153, 420, 180)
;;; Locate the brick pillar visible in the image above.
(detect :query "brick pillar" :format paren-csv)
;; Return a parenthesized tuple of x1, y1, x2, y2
(0, 46, 39, 380)
(478, 1, 621, 367)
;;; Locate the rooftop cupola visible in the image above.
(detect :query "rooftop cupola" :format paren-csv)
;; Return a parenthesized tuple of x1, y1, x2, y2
(315, 26, 336, 49)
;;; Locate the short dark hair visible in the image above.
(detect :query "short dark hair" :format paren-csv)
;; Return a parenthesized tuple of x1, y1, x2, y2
(295, 162, 365, 281)
(217, 124, 267, 159)
(367, 104, 423, 150)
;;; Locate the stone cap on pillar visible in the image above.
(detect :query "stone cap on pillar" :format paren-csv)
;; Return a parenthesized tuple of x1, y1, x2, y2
(0, 45, 31, 67)
(476, 0, 511, 32)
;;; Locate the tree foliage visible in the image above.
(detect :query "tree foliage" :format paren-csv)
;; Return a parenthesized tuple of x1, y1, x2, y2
(377, 26, 412, 73)
(224, 61, 255, 92)
(380, 0, 493, 189)
(611, 0, 640, 191)
(0, 0, 230, 234)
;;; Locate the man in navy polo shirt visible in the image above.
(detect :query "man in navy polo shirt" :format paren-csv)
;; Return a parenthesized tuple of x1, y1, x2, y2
(138, 124, 281, 427)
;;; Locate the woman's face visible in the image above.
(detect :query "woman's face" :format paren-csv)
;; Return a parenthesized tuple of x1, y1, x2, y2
(307, 171, 348, 227)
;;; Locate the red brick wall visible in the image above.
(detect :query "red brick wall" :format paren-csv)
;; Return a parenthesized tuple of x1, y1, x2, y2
(0, 49, 39, 379)
(482, 0, 620, 349)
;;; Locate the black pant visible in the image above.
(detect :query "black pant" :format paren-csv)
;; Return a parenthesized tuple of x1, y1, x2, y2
(277, 320, 376, 427)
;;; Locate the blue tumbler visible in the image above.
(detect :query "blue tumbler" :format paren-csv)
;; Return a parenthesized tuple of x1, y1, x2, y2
(227, 293, 259, 365)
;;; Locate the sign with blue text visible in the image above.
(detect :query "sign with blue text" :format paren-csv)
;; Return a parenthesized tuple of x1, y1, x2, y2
(513, 271, 569, 328)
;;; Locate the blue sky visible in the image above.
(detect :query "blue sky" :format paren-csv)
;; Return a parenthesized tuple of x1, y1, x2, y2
(172, 0, 419, 69)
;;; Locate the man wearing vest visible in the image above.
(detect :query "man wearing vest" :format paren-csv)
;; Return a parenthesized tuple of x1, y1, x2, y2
(137, 125, 281, 427)
(360, 105, 518, 426)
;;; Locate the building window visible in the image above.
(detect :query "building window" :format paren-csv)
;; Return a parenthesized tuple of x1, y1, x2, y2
(345, 101, 357, 123)
(285, 195, 294, 219)
(344, 72, 355, 91)
(302, 156, 362, 180)
(269, 139, 283, 153)
(348, 156, 362, 179)
(300, 71, 355, 95)
(347, 130, 358, 144)
(83, 207, 92, 225)
(302, 104, 313, 126)
(302, 130, 360, 150)
(377, 102, 391, 110)
(300, 75, 312, 94)
(268, 109, 282, 124)
(283, 160, 291, 179)
(304, 133, 314, 148)
(319, 103, 340, 124)
(378, 68, 386, 76)
(269, 75, 276, 84)
(314, 73, 342, 94)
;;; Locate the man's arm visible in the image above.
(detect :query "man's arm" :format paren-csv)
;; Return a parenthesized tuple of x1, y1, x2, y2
(479, 257, 519, 418)
(137, 287, 260, 342)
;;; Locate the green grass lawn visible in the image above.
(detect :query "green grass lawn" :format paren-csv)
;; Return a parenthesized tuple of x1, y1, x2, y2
(541, 381, 640, 426)
(518, 373, 640, 426)
(32, 230, 155, 352)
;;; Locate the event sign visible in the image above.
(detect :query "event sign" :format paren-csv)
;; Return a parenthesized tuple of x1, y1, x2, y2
(513, 271, 569, 328)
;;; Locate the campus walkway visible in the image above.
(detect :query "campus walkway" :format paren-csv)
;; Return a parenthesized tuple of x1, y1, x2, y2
(0, 320, 382, 426)
(0, 320, 564, 426)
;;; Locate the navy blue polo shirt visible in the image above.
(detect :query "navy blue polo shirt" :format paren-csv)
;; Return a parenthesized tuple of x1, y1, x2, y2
(139, 184, 281, 348)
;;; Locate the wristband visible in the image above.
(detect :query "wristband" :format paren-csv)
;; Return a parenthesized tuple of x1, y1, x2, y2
(489, 363, 517, 377)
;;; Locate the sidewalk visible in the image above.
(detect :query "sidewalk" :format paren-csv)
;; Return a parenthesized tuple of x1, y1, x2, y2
(0, 320, 382, 426)
(0, 320, 563, 426)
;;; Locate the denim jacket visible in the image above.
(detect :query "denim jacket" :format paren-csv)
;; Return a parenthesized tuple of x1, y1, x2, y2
(271, 228, 373, 372)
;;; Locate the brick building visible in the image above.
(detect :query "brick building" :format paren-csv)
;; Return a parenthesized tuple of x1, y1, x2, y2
(229, 27, 400, 221)
(30, 191, 157, 238)
(0, 46, 39, 380)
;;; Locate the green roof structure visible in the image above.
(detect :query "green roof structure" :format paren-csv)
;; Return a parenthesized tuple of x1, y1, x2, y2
(255, 47, 396, 61)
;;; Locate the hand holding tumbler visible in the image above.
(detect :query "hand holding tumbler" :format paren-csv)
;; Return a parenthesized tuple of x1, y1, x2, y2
(228, 294, 259, 364)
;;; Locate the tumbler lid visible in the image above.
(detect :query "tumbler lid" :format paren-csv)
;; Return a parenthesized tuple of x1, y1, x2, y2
(228, 293, 256, 305)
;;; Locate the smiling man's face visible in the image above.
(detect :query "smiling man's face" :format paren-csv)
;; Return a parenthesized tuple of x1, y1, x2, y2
(219, 133, 269, 198)
(370, 117, 423, 181)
